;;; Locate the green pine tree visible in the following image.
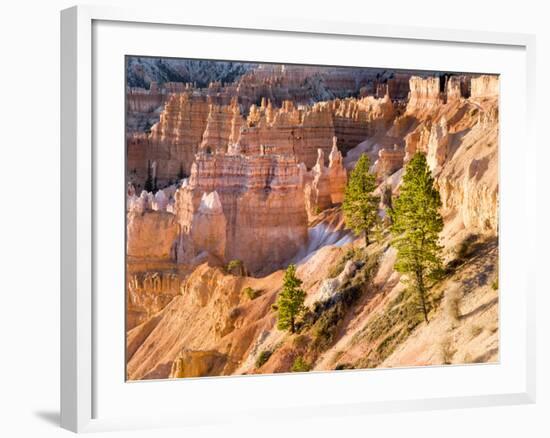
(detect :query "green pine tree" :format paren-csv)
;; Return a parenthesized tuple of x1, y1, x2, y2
(390, 152, 444, 324)
(343, 154, 379, 246)
(277, 264, 306, 333)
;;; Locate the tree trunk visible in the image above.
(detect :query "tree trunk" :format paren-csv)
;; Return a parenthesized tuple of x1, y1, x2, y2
(290, 316, 295, 333)
(364, 229, 370, 247)
(416, 270, 429, 324)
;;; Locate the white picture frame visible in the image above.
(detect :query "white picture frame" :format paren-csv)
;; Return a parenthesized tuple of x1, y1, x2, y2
(60, 4, 537, 433)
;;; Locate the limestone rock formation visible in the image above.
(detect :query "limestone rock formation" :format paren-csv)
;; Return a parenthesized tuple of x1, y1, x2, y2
(199, 98, 244, 154)
(376, 144, 406, 178)
(127, 272, 182, 330)
(426, 117, 450, 173)
(170, 350, 227, 378)
(188, 191, 227, 261)
(127, 210, 179, 261)
(406, 76, 443, 113)
(305, 149, 332, 219)
(127, 82, 163, 113)
(145, 93, 210, 182)
(445, 75, 470, 102)
(305, 139, 348, 219)
(438, 111, 498, 232)
(174, 152, 308, 273)
(470, 75, 499, 99)
(331, 95, 395, 153)
(327, 138, 348, 203)
(238, 100, 335, 168)
(317, 259, 357, 302)
(126, 82, 165, 133)
(404, 123, 431, 162)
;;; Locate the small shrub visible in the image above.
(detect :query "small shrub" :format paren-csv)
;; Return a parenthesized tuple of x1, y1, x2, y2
(293, 334, 310, 350)
(291, 356, 311, 372)
(446, 234, 481, 274)
(491, 278, 499, 290)
(456, 234, 480, 260)
(255, 350, 272, 368)
(328, 247, 364, 279)
(335, 363, 354, 371)
(243, 286, 261, 300)
(226, 259, 246, 276)
(228, 306, 242, 319)
(439, 337, 456, 364)
(311, 302, 346, 351)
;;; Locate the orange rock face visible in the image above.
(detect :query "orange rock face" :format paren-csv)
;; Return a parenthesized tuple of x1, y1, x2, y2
(238, 100, 335, 169)
(327, 139, 348, 204)
(126, 210, 179, 261)
(445, 75, 470, 102)
(470, 74, 499, 99)
(376, 145, 406, 178)
(406, 76, 443, 114)
(305, 139, 349, 219)
(174, 152, 308, 273)
(127, 271, 182, 330)
(331, 95, 395, 153)
(199, 98, 244, 154)
(437, 100, 499, 232)
(305, 149, 333, 219)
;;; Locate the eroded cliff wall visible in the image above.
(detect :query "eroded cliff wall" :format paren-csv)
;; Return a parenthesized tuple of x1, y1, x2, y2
(174, 152, 309, 273)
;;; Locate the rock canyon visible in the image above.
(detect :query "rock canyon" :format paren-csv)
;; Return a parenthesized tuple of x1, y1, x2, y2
(126, 58, 499, 380)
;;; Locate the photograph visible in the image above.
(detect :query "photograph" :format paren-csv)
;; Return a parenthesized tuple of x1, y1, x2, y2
(125, 57, 499, 380)
(2, 0, 546, 435)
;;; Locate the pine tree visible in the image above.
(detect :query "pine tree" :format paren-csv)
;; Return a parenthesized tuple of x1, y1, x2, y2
(177, 163, 185, 180)
(342, 154, 379, 246)
(277, 264, 306, 333)
(390, 152, 444, 323)
(144, 161, 154, 192)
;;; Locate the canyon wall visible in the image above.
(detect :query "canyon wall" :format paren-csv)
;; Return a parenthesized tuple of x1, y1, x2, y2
(331, 95, 395, 153)
(470, 75, 499, 99)
(127, 82, 163, 113)
(445, 75, 470, 101)
(199, 98, 244, 154)
(376, 145, 406, 178)
(125, 68, 501, 380)
(305, 140, 348, 218)
(437, 102, 499, 233)
(233, 64, 378, 108)
(406, 76, 443, 113)
(174, 152, 309, 273)
(126, 82, 166, 133)
(126, 70, 499, 275)
(126, 210, 179, 261)
(237, 100, 335, 168)
(127, 271, 182, 330)
(127, 93, 210, 187)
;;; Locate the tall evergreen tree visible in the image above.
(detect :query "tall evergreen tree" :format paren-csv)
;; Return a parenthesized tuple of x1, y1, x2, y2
(343, 154, 379, 246)
(390, 152, 444, 323)
(177, 163, 185, 180)
(144, 161, 154, 192)
(277, 264, 306, 334)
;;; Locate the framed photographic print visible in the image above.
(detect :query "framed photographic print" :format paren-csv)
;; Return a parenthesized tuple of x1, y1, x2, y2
(61, 5, 536, 433)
